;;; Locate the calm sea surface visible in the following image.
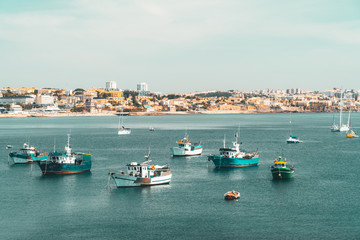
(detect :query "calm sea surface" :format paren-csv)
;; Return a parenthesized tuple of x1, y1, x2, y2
(1, 113, 359, 239)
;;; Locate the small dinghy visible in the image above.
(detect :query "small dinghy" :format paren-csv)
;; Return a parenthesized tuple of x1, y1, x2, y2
(224, 190, 240, 200)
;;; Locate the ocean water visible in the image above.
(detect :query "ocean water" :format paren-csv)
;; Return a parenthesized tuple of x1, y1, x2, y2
(0, 113, 359, 239)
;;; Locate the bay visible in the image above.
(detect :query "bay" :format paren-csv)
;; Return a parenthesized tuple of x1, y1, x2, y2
(0, 113, 359, 239)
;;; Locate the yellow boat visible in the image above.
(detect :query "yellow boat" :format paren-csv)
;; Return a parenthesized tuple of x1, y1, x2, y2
(346, 129, 359, 138)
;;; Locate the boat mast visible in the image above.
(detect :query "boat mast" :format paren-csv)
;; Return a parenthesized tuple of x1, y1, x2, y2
(65, 131, 71, 156)
(347, 106, 351, 128)
(223, 134, 226, 148)
(339, 91, 343, 127)
(289, 112, 292, 136)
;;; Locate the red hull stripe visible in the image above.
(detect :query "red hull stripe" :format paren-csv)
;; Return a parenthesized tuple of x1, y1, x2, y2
(216, 163, 258, 168)
(43, 170, 90, 175)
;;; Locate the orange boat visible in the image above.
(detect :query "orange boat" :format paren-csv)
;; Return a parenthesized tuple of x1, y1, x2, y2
(224, 190, 240, 200)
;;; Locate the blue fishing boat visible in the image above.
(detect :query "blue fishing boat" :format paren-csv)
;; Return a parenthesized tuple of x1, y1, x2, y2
(35, 133, 91, 175)
(208, 131, 259, 168)
(9, 142, 47, 164)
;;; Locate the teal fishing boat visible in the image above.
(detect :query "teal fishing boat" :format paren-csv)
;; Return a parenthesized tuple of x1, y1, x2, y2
(270, 156, 294, 179)
(35, 133, 91, 175)
(9, 142, 47, 164)
(208, 131, 259, 168)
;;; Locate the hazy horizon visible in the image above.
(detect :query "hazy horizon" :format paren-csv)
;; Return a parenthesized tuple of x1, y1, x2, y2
(1, 0, 360, 93)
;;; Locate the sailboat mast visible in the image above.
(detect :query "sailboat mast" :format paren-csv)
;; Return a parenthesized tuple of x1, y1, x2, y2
(289, 113, 292, 136)
(339, 91, 343, 127)
(347, 106, 351, 127)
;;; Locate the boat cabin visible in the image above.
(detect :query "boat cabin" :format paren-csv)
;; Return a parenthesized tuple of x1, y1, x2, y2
(20, 143, 36, 156)
(126, 162, 169, 178)
(273, 157, 287, 168)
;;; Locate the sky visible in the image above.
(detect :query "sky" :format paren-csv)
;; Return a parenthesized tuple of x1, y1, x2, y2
(1, 0, 360, 93)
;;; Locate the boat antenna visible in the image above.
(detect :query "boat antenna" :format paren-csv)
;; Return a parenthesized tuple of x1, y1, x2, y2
(67, 130, 71, 148)
(53, 137, 56, 152)
(223, 134, 226, 148)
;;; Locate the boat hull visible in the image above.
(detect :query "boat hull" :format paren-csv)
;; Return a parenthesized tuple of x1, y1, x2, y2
(118, 129, 131, 135)
(208, 155, 259, 168)
(9, 153, 47, 164)
(36, 155, 91, 175)
(170, 147, 202, 157)
(271, 168, 294, 179)
(112, 174, 172, 188)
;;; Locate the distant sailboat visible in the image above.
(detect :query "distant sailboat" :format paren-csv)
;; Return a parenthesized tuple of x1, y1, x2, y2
(330, 108, 340, 132)
(118, 112, 131, 135)
(346, 108, 358, 138)
(287, 113, 302, 143)
(339, 91, 350, 132)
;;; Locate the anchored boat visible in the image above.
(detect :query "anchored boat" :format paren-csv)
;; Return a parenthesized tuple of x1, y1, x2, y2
(330, 108, 340, 132)
(118, 111, 131, 135)
(9, 142, 47, 164)
(35, 133, 91, 175)
(287, 113, 303, 143)
(208, 131, 259, 168)
(286, 136, 303, 144)
(170, 135, 202, 157)
(109, 153, 172, 188)
(346, 129, 359, 138)
(224, 190, 240, 200)
(270, 156, 294, 179)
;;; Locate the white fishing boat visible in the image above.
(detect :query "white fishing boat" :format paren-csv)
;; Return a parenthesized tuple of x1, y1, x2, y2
(109, 152, 172, 188)
(339, 91, 350, 132)
(149, 126, 155, 131)
(170, 134, 202, 157)
(117, 112, 131, 135)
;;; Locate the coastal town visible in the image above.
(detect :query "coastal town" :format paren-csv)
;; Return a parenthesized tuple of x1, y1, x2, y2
(0, 81, 359, 117)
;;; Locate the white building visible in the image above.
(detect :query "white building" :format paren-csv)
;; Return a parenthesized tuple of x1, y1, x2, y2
(36, 95, 54, 105)
(106, 81, 117, 90)
(137, 82, 148, 91)
(137, 82, 149, 96)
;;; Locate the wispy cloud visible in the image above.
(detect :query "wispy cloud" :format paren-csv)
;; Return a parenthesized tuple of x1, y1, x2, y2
(0, 0, 360, 91)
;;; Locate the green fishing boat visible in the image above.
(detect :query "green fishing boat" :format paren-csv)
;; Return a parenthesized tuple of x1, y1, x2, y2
(270, 156, 294, 179)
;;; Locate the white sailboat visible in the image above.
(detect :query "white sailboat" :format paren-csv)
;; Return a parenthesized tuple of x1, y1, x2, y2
(118, 112, 131, 135)
(339, 91, 350, 132)
(287, 113, 302, 143)
(330, 108, 340, 132)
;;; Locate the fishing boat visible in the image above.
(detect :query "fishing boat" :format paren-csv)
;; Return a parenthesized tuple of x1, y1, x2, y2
(118, 112, 131, 135)
(224, 190, 240, 200)
(170, 135, 202, 157)
(270, 156, 294, 179)
(287, 113, 303, 143)
(9, 142, 47, 164)
(208, 131, 259, 168)
(339, 91, 350, 132)
(149, 127, 155, 131)
(330, 108, 340, 132)
(109, 152, 172, 188)
(35, 133, 91, 175)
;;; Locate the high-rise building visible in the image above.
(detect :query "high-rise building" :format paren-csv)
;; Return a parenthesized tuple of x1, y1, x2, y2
(106, 81, 117, 90)
(137, 82, 148, 91)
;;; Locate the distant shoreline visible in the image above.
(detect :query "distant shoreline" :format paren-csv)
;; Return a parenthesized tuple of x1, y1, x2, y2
(0, 109, 335, 118)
